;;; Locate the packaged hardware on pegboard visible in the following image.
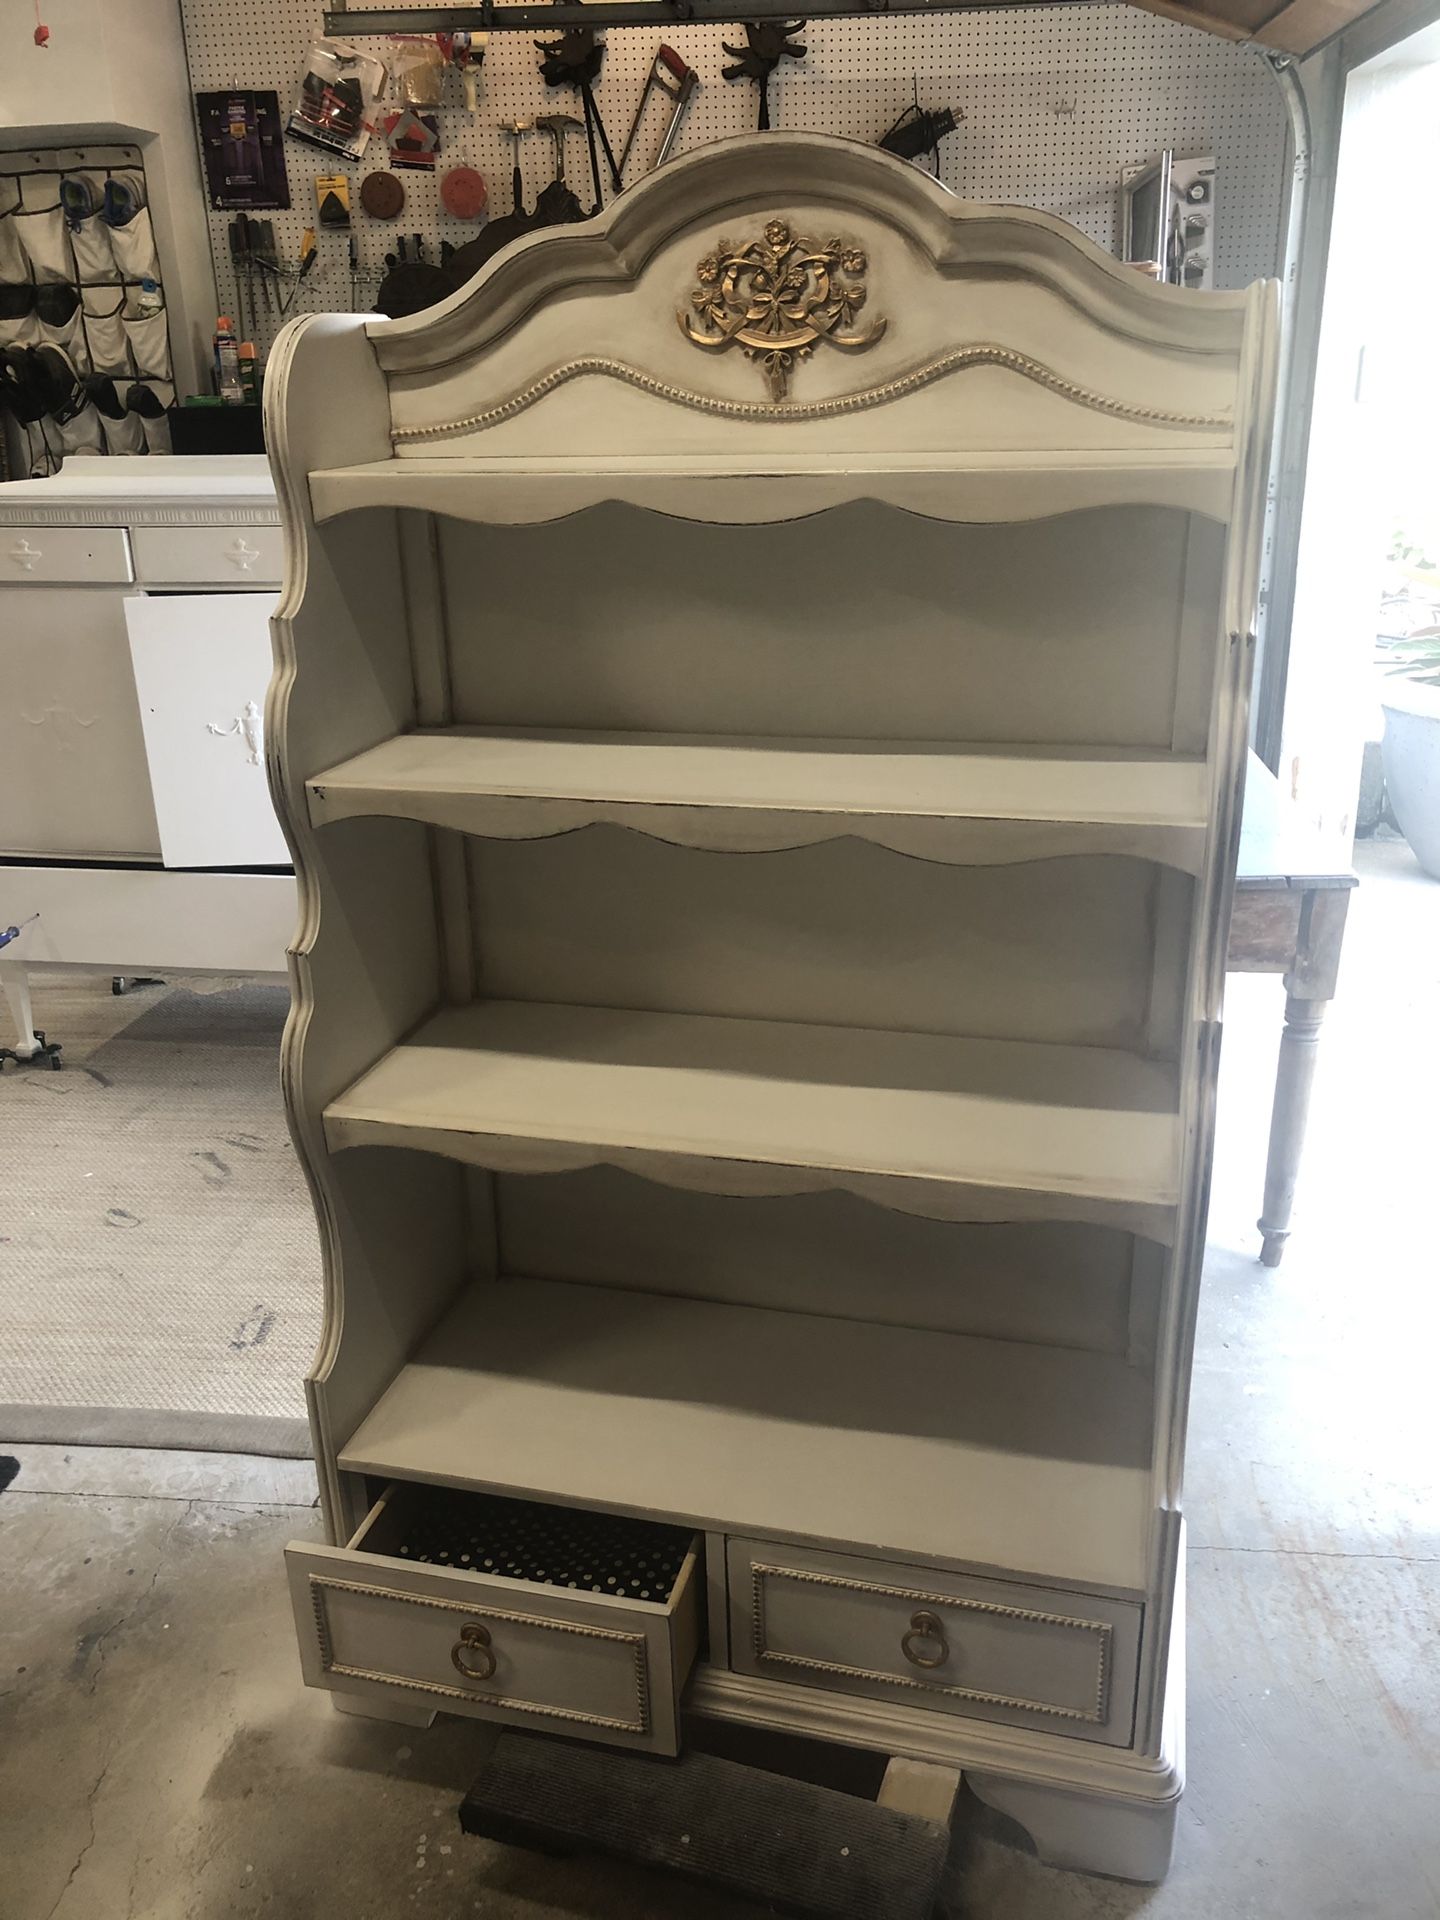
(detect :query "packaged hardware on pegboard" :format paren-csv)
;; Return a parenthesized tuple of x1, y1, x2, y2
(196, 90, 290, 210)
(287, 38, 386, 163)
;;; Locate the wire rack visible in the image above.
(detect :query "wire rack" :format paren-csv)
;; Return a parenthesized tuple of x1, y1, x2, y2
(180, 0, 1290, 362)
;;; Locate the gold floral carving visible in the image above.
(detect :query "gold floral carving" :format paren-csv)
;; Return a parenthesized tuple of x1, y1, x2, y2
(678, 218, 887, 400)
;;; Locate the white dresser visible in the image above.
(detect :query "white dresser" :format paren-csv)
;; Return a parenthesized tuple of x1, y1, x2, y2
(0, 456, 294, 1054)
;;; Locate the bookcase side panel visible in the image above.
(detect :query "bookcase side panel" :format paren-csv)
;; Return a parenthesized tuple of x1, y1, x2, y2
(267, 315, 473, 1535)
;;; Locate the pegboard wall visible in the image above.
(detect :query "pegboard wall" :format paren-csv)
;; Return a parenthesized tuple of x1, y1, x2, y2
(180, 0, 1290, 365)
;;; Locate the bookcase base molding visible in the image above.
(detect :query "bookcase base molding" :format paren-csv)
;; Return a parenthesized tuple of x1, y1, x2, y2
(264, 133, 1277, 1886)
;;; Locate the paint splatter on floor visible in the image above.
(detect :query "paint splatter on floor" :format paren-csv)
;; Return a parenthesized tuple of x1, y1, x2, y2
(229, 1307, 276, 1352)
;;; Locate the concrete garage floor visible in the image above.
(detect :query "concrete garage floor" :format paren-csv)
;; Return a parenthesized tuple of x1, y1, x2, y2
(2, 834, 1438, 1920)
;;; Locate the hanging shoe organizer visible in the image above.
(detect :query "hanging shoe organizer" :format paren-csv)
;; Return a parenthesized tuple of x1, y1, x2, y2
(0, 144, 175, 476)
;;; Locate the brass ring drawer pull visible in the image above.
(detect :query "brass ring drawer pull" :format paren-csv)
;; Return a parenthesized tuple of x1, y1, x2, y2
(900, 1609, 949, 1670)
(451, 1621, 497, 1682)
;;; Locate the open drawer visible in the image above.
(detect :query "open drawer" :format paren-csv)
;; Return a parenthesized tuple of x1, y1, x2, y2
(286, 1483, 703, 1754)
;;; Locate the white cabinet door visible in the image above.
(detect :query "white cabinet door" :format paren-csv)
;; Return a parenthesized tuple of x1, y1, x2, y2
(124, 591, 288, 869)
(0, 586, 160, 859)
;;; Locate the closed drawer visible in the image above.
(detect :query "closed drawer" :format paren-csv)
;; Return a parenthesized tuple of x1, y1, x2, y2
(0, 526, 132, 584)
(132, 525, 283, 587)
(728, 1538, 1142, 1747)
(287, 1483, 703, 1754)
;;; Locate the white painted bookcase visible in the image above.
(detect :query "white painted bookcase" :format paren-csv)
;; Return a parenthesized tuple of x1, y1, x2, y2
(269, 133, 1277, 1881)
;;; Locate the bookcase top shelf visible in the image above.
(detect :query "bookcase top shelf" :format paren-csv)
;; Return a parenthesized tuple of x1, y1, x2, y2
(324, 999, 1182, 1240)
(307, 728, 1212, 873)
(306, 449, 1238, 528)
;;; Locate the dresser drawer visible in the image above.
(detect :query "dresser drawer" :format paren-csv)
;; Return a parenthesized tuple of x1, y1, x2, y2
(287, 1484, 702, 1754)
(0, 526, 132, 584)
(131, 525, 283, 587)
(728, 1538, 1142, 1746)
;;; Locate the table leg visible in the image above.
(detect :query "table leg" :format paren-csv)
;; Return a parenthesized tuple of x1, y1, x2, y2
(1257, 991, 1329, 1267)
(1252, 884, 1352, 1268)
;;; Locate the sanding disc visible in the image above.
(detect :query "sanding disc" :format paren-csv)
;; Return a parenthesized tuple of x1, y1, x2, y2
(360, 170, 405, 219)
(440, 165, 488, 220)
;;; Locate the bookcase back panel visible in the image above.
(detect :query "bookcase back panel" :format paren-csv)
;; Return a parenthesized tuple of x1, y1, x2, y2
(467, 832, 1188, 1056)
(438, 504, 1214, 751)
(490, 1167, 1142, 1357)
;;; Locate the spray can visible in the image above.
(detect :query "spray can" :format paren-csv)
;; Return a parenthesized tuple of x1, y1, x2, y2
(237, 341, 260, 405)
(213, 316, 244, 405)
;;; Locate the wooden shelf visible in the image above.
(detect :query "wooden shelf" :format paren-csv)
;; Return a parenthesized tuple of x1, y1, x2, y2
(307, 449, 1237, 527)
(339, 1274, 1155, 1593)
(308, 729, 1210, 871)
(323, 999, 1181, 1238)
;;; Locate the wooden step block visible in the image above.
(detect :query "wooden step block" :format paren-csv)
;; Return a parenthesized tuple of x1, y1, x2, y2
(459, 1728, 951, 1920)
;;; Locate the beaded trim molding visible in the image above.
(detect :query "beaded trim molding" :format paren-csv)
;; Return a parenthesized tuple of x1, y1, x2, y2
(748, 1560, 1113, 1726)
(307, 1573, 653, 1732)
(389, 345, 1234, 445)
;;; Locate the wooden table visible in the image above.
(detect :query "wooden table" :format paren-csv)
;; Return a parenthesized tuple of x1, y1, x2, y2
(1228, 754, 1358, 1267)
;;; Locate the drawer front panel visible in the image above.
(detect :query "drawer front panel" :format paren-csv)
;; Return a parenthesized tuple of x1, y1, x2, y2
(307, 1569, 651, 1731)
(286, 1529, 699, 1754)
(132, 525, 283, 587)
(728, 1538, 1141, 1747)
(0, 526, 132, 584)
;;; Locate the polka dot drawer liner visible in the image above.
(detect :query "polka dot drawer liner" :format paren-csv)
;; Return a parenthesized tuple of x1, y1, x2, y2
(384, 1484, 693, 1604)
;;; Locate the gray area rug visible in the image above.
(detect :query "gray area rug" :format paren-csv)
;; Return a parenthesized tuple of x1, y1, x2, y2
(0, 976, 318, 1455)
